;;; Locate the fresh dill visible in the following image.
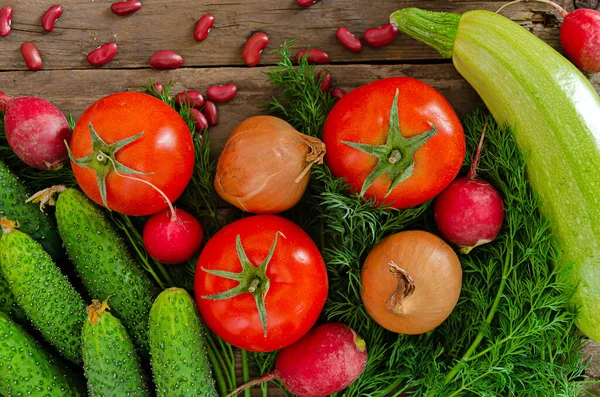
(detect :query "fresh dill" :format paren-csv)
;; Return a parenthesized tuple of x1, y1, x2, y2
(260, 41, 590, 396)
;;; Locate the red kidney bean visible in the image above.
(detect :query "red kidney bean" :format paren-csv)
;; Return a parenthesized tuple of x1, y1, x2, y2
(87, 42, 118, 66)
(175, 90, 205, 109)
(242, 32, 269, 67)
(194, 14, 214, 41)
(190, 108, 208, 132)
(296, 49, 329, 65)
(203, 100, 218, 126)
(330, 88, 347, 100)
(317, 70, 332, 92)
(21, 43, 42, 71)
(42, 5, 63, 32)
(150, 50, 184, 69)
(336, 27, 362, 52)
(111, 0, 141, 16)
(0, 7, 12, 37)
(206, 84, 237, 103)
(297, 0, 321, 6)
(364, 23, 398, 48)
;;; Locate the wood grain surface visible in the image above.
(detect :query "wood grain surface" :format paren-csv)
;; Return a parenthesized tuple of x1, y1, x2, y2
(1, 0, 599, 395)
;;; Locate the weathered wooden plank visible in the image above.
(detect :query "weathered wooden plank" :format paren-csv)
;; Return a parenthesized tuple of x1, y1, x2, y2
(0, 0, 573, 71)
(0, 64, 484, 152)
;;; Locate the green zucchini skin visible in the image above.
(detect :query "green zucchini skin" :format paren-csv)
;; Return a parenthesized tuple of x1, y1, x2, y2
(391, 8, 600, 342)
(82, 301, 151, 397)
(0, 311, 83, 396)
(149, 288, 218, 397)
(0, 272, 26, 323)
(55, 188, 159, 357)
(0, 159, 62, 260)
(0, 227, 86, 364)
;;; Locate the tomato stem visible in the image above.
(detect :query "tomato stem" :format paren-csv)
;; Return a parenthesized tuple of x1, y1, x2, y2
(341, 88, 438, 198)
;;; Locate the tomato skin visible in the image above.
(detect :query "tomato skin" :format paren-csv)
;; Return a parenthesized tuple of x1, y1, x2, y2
(70, 92, 194, 216)
(322, 77, 465, 209)
(194, 215, 328, 352)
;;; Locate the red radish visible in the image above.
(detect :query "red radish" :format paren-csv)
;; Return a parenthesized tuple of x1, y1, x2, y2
(143, 207, 204, 264)
(0, 94, 72, 170)
(227, 323, 368, 397)
(498, 0, 600, 73)
(434, 125, 504, 254)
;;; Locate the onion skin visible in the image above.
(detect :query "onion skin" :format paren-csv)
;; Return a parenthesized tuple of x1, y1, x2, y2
(214, 116, 325, 214)
(360, 230, 462, 334)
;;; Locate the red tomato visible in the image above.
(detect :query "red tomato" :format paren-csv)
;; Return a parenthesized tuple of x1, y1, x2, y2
(322, 77, 465, 209)
(194, 215, 328, 352)
(69, 92, 194, 216)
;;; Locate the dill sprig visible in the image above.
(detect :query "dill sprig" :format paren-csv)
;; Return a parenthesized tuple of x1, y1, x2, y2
(261, 41, 589, 396)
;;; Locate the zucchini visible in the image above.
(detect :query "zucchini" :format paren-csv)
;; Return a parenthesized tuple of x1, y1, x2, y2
(82, 299, 151, 397)
(0, 311, 83, 396)
(55, 188, 159, 357)
(0, 272, 26, 323)
(390, 8, 600, 341)
(149, 288, 218, 397)
(0, 159, 62, 260)
(0, 219, 85, 364)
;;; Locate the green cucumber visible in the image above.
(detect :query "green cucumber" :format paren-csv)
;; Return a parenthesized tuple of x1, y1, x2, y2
(82, 299, 151, 397)
(390, 8, 600, 342)
(149, 288, 218, 397)
(55, 188, 159, 357)
(0, 159, 62, 260)
(0, 311, 82, 396)
(0, 220, 85, 364)
(0, 272, 26, 323)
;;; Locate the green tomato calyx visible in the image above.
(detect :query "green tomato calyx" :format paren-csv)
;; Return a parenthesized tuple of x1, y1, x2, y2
(342, 88, 438, 198)
(201, 232, 284, 337)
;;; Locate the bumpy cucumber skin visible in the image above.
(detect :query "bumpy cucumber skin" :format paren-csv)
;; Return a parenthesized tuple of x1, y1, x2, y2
(0, 160, 62, 260)
(0, 311, 82, 396)
(149, 288, 218, 397)
(0, 229, 85, 364)
(82, 310, 151, 397)
(0, 272, 26, 323)
(55, 188, 159, 357)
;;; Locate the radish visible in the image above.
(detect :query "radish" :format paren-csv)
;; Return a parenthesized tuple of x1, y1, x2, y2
(0, 94, 72, 170)
(227, 323, 368, 397)
(433, 125, 504, 254)
(498, 0, 600, 73)
(143, 207, 204, 264)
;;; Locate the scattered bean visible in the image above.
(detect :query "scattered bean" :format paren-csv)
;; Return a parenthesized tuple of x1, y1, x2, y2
(87, 42, 118, 66)
(111, 0, 141, 16)
(203, 100, 218, 126)
(42, 5, 63, 32)
(297, 0, 322, 6)
(317, 70, 332, 92)
(194, 14, 215, 41)
(21, 42, 43, 71)
(206, 84, 238, 103)
(175, 90, 205, 109)
(336, 27, 362, 52)
(150, 50, 184, 69)
(190, 108, 208, 132)
(0, 7, 12, 37)
(364, 23, 398, 48)
(242, 32, 269, 67)
(330, 88, 347, 100)
(296, 49, 330, 64)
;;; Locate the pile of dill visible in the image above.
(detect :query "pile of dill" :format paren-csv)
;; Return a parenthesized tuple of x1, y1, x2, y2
(0, 41, 593, 396)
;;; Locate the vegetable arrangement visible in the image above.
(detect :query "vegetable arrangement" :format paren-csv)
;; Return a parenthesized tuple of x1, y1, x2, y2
(0, 1, 599, 396)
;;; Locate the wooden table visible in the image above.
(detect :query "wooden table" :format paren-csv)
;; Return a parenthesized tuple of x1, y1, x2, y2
(1, 0, 599, 395)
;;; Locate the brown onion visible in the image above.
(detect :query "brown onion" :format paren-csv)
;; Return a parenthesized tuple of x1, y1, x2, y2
(360, 230, 462, 334)
(214, 115, 326, 214)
